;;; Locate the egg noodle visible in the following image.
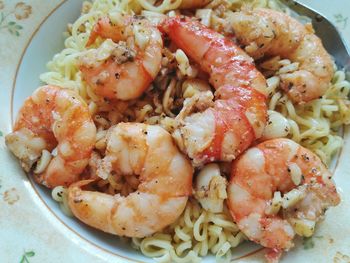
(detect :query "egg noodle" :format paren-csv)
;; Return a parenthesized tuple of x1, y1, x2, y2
(46, 0, 350, 262)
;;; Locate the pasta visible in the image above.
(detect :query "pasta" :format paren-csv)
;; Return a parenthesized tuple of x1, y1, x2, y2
(46, 0, 350, 262)
(265, 65, 350, 165)
(131, 199, 245, 262)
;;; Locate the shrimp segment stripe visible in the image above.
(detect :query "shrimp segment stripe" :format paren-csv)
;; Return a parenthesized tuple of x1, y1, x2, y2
(228, 138, 340, 251)
(161, 17, 267, 94)
(203, 104, 254, 160)
(160, 17, 268, 165)
(67, 123, 193, 238)
(5, 85, 96, 188)
(80, 15, 163, 101)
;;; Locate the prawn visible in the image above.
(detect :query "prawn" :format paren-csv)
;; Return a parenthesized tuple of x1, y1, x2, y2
(79, 14, 163, 101)
(230, 8, 334, 103)
(68, 123, 193, 238)
(160, 17, 268, 165)
(227, 138, 340, 261)
(5, 85, 96, 188)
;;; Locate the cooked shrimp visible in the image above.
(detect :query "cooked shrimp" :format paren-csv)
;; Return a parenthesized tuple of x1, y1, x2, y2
(68, 123, 193, 238)
(5, 85, 96, 188)
(227, 138, 340, 260)
(79, 14, 163, 100)
(161, 17, 267, 94)
(230, 8, 334, 103)
(161, 17, 267, 165)
(174, 85, 267, 165)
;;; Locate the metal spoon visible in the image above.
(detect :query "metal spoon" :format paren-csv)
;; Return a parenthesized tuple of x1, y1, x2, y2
(280, 0, 350, 71)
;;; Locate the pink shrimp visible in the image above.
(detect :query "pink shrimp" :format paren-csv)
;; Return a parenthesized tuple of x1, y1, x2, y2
(68, 123, 193, 238)
(79, 15, 163, 101)
(227, 138, 340, 261)
(6, 86, 96, 188)
(160, 17, 268, 165)
(230, 8, 334, 103)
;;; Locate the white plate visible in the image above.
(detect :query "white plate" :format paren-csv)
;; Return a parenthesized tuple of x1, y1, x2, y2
(1, 0, 350, 262)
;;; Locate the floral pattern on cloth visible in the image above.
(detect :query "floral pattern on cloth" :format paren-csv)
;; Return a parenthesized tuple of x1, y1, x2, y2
(0, 1, 32, 36)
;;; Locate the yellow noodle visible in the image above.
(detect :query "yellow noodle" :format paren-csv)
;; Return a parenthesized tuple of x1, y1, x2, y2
(267, 66, 350, 164)
(45, 0, 350, 262)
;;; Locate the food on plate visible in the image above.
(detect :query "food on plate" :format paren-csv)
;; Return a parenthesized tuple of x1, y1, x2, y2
(80, 15, 163, 100)
(230, 8, 334, 103)
(6, 85, 96, 188)
(161, 17, 268, 166)
(173, 84, 267, 166)
(68, 123, 193, 238)
(160, 16, 268, 94)
(7, 0, 350, 262)
(227, 138, 340, 261)
(194, 163, 227, 213)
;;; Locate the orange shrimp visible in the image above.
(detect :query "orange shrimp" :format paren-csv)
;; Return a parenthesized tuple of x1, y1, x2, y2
(230, 8, 334, 103)
(79, 15, 163, 101)
(160, 17, 268, 165)
(227, 138, 340, 261)
(68, 123, 193, 237)
(6, 86, 96, 188)
(161, 17, 267, 94)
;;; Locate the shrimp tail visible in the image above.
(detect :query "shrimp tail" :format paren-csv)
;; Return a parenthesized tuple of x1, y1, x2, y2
(86, 17, 125, 47)
(70, 179, 95, 188)
(68, 123, 193, 238)
(86, 17, 108, 47)
(68, 179, 117, 234)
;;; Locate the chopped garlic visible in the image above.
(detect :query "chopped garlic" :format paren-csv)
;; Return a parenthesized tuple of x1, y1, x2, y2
(183, 85, 199, 98)
(167, 10, 177, 17)
(175, 49, 192, 76)
(133, 24, 150, 50)
(289, 218, 316, 237)
(195, 163, 227, 213)
(195, 9, 212, 27)
(140, 10, 166, 25)
(109, 11, 124, 26)
(278, 62, 299, 74)
(289, 162, 302, 186)
(79, 39, 118, 67)
(34, 149, 52, 174)
(182, 79, 211, 98)
(282, 188, 305, 209)
(265, 191, 282, 215)
(262, 110, 290, 140)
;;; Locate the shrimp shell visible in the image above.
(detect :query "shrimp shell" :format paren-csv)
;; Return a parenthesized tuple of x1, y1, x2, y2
(68, 123, 193, 238)
(6, 85, 96, 188)
(227, 138, 340, 258)
(230, 8, 334, 103)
